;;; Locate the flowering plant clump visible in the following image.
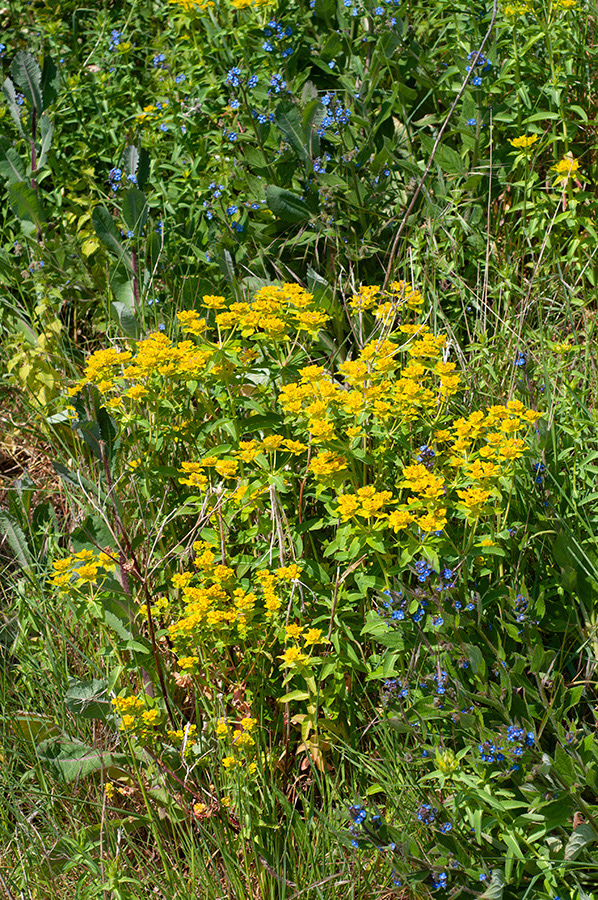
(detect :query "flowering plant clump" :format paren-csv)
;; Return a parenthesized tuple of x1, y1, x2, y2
(44, 278, 578, 896)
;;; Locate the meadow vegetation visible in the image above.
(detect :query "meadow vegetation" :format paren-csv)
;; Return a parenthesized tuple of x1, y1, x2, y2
(1, 0, 598, 898)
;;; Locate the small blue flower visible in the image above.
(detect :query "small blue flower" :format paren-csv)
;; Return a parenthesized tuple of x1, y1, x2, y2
(228, 132, 238, 141)
(467, 117, 477, 126)
(247, 75, 259, 88)
(472, 75, 482, 87)
(374, 5, 384, 12)
(127, 173, 138, 184)
(439, 822, 452, 833)
(229, 98, 240, 110)
(328, 60, 336, 69)
(263, 41, 274, 52)
(159, 123, 168, 132)
(175, 74, 186, 83)
(226, 205, 239, 215)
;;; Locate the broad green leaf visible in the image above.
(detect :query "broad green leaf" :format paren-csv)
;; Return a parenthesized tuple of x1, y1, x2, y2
(564, 823, 596, 861)
(112, 301, 141, 339)
(274, 100, 311, 168)
(266, 185, 312, 223)
(8, 181, 46, 228)
(110, 263, 136, 309)
(65, 678, 110, 721)
(0, 511, 34, 574)
(37, 737, 122, 782)
(122, 186, 148, 235)
(41, 54, 60, 109)
(314, 0, 336, 24)
(480, 869, 505, 900)
(11, 51, 43, 113)
(302, 98, 325, 158)
(12, 713, 62, 743)
(37, 115, 53, 169)
(91, 206, 133, 270)
(3, 77, 26, 136)
(0, 147, 26, 184)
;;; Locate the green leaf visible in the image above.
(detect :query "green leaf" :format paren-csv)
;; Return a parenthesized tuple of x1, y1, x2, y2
(564, 823, 596, 861)
(480, 869, 505, 900)
(0, 147, 26, 184)
(274, 100, 311, 168)
(112, 301, 141, 339)
(11, 51, 43, 113)
(314, 0, 336, 24)
(91, 206, 133, 270)
(37, 737, 122, 782)
(65, 678, 110, 721)
(38, 115, 53, 169)
(137, 146, 151, 190)
(110, 263, 136, 308)
(8, 181, 46, 228)
(302, 98, 325, 158)
(0, 511, 34, 574)
(122, 186, 148, 235)
(70, 514, 114, 554)
(266, 185, 312, 223)
(3, 77, 26, 136)
(41, 54, 60, 109)
(122, 145, 139, 178)
(420, 133, 465, 175)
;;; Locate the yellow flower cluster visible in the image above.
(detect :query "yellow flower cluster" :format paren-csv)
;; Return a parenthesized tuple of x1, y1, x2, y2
(333, 399, 540, 536)
(553, 155, 580, 184)
(168, 544, 303, 658)
(279, 325, 459, 444)
(509, 133, 538, 150)
(213, 284, 328, 340)
(349, 280, 423, 315)
(50, 549, 116, 589)
(112, 694, 163, 740)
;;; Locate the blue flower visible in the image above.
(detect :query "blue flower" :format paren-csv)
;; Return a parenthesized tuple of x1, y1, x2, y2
(127, 173, 138, 184)
(263, 41, 274, 52)
(439, 822, 452, 833)
(175, 74, 186, 83)
(227, 67, 242, 86)
(472, 75, 482, 87)
(229, 98, 240, 110)
(374, 5, 384, 12)
(159, 123, 168, 132)
(328, 60, 336, 69)
(226, 205, 239, 215)
(228, 132, 238, 141)
(247, 75, 259, 88)
(467, 117, 477, 126)
(417, 804, 437, 824)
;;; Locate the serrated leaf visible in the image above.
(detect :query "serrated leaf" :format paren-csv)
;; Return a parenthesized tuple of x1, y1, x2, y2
(266, 185, 312, 223)
(564, 824, 596, 861)
(0, 147, 26, 184)
(274, 100, 311, 168)
(122, 186, 148, 235)
(8, 181, 46, 228)
(122, 145, 139, 178)
(11, 51, 43, 113)
(38, 115, 53, 169)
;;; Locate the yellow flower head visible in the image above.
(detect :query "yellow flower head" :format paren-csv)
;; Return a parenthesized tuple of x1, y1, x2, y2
(509, 133, 538, 150)
(553, 154, 580, 184)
